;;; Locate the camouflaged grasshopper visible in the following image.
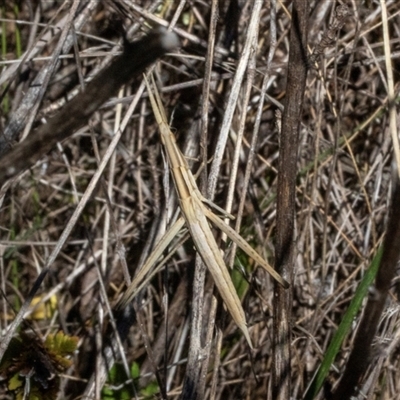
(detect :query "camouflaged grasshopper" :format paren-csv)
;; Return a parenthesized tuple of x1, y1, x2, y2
(117, 74, 289, 348)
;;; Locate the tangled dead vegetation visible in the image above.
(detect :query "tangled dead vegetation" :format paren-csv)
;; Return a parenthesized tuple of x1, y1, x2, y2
(1, 1, 400, 399)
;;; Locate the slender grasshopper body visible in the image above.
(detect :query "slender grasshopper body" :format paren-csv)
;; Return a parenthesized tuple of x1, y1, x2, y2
(117, 74, 289, 348)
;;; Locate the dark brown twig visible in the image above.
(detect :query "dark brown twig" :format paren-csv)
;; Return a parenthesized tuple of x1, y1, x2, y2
(273, 1, 309, 398)
(0, 0, 99, 156)
(308, 4, 350, 66)
(0, 28, 179, 185)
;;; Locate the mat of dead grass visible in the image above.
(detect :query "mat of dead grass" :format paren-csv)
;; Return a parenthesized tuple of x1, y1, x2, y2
(1, 1, 400, 399)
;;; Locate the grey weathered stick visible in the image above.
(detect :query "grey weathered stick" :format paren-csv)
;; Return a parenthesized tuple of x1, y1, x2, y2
(0, 28, 179, 185)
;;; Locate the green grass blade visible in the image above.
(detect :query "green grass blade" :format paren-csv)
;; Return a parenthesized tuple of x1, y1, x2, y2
(303, 246, 383, 400)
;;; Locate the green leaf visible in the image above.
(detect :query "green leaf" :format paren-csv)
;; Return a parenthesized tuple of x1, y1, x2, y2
(131, 362, 140, 379)
(102, 363, 135, 400)
(8, 374, 23, 390)
(45, 331, 79, 356)
(141, 381, 159, 398)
